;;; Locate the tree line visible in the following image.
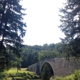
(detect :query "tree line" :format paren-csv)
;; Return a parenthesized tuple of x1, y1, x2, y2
(21, 43, 67, 68)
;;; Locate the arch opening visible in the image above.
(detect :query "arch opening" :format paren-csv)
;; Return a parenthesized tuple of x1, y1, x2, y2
(41, 62, 54, 80)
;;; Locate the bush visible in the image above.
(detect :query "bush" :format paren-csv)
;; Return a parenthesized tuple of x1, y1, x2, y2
(15, 77, 24, 80)
(0, 68, 40, 80)
(0, 72, 8, 80)
(74, 70, 80, 80)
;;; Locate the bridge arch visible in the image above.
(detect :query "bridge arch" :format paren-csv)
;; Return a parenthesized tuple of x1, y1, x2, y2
(40, 62, 54, 77)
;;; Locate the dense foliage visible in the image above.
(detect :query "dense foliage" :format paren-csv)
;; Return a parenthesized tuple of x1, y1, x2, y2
(0, 68, 39, 80)
(21, 43, 65, 67)
(59, 0, 80, 58)
(0, 0, 26, 70)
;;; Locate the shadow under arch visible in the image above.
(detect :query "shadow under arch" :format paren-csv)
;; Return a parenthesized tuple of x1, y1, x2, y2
(41, 62, 54, 80)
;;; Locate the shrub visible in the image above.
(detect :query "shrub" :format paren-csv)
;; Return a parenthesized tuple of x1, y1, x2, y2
(74, 70, 80, 80)
(15, 77, 23, 80)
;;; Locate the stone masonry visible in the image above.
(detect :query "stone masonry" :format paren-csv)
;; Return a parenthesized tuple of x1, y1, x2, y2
(27, 58, 80, 76)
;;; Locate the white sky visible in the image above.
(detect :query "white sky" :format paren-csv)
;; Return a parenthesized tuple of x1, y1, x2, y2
(21, 0, 65, 46)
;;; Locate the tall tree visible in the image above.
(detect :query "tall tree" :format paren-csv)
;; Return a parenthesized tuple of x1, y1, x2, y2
(59, 0, 80, 43)
(0, 0, 26, 69)
(59, 0, 80, 57)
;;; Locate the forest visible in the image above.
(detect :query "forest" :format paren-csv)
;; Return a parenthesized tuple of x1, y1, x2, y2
(21, 43, 64, 67)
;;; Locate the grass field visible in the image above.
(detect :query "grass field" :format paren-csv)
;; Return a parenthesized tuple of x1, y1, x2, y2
(0, 68, 39, 80)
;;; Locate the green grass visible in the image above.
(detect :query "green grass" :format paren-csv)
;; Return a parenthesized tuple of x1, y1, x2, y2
(4, 68, 36, 75)
(0, 68, 39, 80)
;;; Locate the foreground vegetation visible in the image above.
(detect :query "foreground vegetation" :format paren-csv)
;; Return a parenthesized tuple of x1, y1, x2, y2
(1, 68, 80, 80)
(50, 70, 80, 80)
(0, 68, 39, 80)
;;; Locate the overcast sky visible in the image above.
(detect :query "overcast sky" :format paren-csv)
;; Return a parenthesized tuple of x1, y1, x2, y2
(21, 0, 65, 46)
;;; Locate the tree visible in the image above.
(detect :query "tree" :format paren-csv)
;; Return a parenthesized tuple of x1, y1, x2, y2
(69, 38, 80, 58)
(59, 0, 80, 57)
(59, 0, 80, 43)
(0, 0, 26, 69)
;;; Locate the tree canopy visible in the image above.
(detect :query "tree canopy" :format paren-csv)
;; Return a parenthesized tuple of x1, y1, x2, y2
(59, 0, 80, 43)
(0, 0, 26, 70)
(59, 0, 80, 58)
(21, 43, 65, 67)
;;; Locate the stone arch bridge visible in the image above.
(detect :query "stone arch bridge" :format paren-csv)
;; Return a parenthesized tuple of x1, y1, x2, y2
(28, 58, 80, 76)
